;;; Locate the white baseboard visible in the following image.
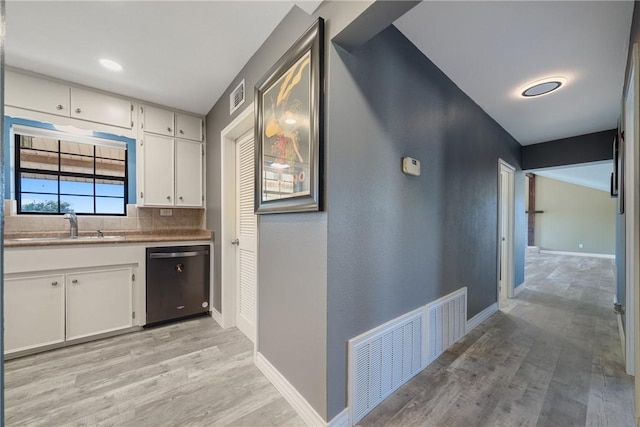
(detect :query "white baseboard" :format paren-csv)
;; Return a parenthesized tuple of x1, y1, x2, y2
(466, 303, 498, 333)
(210, 309, 223, 327)
(513, 283, 525, 297)
(539, 250, 615, 259)
(327, 408, 350, 427)
(255, 352, 327, 427)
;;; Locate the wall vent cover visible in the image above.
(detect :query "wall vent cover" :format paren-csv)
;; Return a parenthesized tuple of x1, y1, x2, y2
(230, 79, 246, 115)
(426, 287, 467, 364)
(348, 307, 425, 425)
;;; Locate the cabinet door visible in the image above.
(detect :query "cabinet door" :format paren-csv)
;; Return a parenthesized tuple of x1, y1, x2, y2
(175, 139, 204, 207)
(176, 113, 203, 141)
(143, 105, 175, 137)
(5, 71, 70, 117)
(66, 268, 133, 341)
(4, 274, 65, 354)
(141, 134, 175, 206)
(70, 87, 132, 129)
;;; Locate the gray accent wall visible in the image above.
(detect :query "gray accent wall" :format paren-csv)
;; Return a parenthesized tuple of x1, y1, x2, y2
(325, 26, 523, 418)
(521, 129, 616, 170)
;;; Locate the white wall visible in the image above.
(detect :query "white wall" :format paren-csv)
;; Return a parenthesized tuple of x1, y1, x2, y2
(535, 176, 616, 254)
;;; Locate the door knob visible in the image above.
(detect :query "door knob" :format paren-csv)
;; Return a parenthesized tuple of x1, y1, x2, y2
(231, 239, 239, 245)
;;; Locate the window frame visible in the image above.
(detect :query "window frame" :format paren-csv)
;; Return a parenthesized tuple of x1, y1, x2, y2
(14, 130, 128, 216)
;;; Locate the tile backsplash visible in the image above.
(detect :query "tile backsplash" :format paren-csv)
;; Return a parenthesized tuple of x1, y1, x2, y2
(4, 200, 205, 233)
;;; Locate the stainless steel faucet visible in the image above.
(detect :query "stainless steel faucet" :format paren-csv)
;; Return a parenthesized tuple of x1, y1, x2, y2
(63, 210, 78, 238)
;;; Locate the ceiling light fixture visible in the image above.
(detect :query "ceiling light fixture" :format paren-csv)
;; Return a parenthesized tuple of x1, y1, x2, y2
(520, 77, 566, 98)
(99, 58, 123, 72)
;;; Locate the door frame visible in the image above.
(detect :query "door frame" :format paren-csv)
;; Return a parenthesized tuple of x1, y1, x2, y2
(219, 104, 255, 332)
(497, 159, 516, 306)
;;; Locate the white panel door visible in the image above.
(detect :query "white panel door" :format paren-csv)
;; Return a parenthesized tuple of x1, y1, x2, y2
(66, 268, 133, 341)
(235, 130, 257, 343)
(175, 139, 203, 207)
(176, 113, 203, 142)
(70, 87, 132, 129)
(4, 274, 65, 354)
(499, 169, 509, 299)
(142, 134, 175, 206)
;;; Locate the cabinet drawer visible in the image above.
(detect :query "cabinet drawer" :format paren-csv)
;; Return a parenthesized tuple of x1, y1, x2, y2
(70, 88, 132, 129)
(176, 113, 203, 141)
(6, 71, 70, 117)
(143, 105, 175, 136)
(4, 274, 65, 353)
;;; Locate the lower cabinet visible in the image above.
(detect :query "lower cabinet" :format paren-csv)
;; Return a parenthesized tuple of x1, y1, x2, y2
(66, 268, 133, 341)
(5, 273, 66, 353)
(4, 266, 134, 355)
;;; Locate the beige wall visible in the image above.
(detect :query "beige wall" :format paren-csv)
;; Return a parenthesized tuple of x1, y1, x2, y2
(535, 176, 615, 254)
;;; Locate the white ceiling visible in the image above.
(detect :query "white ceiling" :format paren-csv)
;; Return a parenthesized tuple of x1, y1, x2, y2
(395, 1, 634, 145)
(5, 1, 301, 115)
(533, 162, 613, 192)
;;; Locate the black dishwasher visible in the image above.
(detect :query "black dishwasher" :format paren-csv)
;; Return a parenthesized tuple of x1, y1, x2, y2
(146, 245, 210, 326)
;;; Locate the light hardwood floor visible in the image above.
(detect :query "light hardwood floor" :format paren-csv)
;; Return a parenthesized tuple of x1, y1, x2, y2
(359, 252, 634, 426)
(5, 252, 634, 426)
(4, 317, 304, 426)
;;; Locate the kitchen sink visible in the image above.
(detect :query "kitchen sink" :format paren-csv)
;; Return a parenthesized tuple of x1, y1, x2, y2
(76, 235, 125, 240)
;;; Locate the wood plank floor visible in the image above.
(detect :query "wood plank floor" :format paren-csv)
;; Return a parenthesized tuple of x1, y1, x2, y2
(359, 252, 635, 427)
(4, 317, 304, 426)
(5, 252, 634, 426)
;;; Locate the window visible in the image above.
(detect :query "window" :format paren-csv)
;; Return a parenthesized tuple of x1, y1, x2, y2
(15, 130, 127, 215)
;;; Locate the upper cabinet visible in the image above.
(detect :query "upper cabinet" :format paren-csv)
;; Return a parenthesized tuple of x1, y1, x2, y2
(70, 88, 132, 129)
(5, 70, 133, 129)
(141, 105, 203, 142)
(6, 71, 70, 117)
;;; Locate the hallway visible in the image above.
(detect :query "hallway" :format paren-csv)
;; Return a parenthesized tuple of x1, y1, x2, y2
(360, 252, 634, 426)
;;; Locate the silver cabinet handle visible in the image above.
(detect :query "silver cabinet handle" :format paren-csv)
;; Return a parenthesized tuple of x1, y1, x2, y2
(231, 239, 239, 245)
(51, 281, 58, 286)
(56, 104, 63, 110)
(71, 279, 78, 284)
(167, 127, 172, 133)
(179, 129, 184, 134)
(166, 196, 171, 200)
(75, 108, 82, 114)
(179, 196, 184, 201)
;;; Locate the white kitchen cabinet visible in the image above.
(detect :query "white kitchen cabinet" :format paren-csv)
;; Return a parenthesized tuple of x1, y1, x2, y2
(175, 139, 204, 206)
(139, 134, 204, 208)
(142, 104, 203, 141)
(142, 105, 175, 137)
(5, 70, 133, 129)
(5, 71, 70, 117)
(70, 87, 133, 129)
(141, 134, 176, 206)
(176, 113, 203, 142)
(66, 268, 133, 341)
(4, 273, 65, 353)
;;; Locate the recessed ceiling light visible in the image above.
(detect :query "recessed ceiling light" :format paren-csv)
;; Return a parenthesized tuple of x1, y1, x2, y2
(99, 58, 123, 72)
(520, 77, 566, 98)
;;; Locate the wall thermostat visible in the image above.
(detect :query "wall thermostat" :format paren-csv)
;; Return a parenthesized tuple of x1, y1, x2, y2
(402, 157, 421, 176)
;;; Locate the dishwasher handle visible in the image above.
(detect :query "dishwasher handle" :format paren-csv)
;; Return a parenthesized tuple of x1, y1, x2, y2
(149, 250, 209, 259)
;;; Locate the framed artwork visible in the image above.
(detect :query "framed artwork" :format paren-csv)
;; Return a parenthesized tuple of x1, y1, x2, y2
(254, 18, 324, 214)
(617, 127, 625, 214)
(611, 133, 619, 198)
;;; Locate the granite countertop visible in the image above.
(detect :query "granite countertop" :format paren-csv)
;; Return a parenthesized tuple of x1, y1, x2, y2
(4, 229, 214, 248)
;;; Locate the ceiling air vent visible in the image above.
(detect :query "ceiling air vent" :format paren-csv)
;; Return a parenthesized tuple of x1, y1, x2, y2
(230, 79, 245, 115)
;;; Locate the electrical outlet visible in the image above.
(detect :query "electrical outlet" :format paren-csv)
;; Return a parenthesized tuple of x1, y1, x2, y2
(578, 243, 584, 249)
(160, 209, 173, 217)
